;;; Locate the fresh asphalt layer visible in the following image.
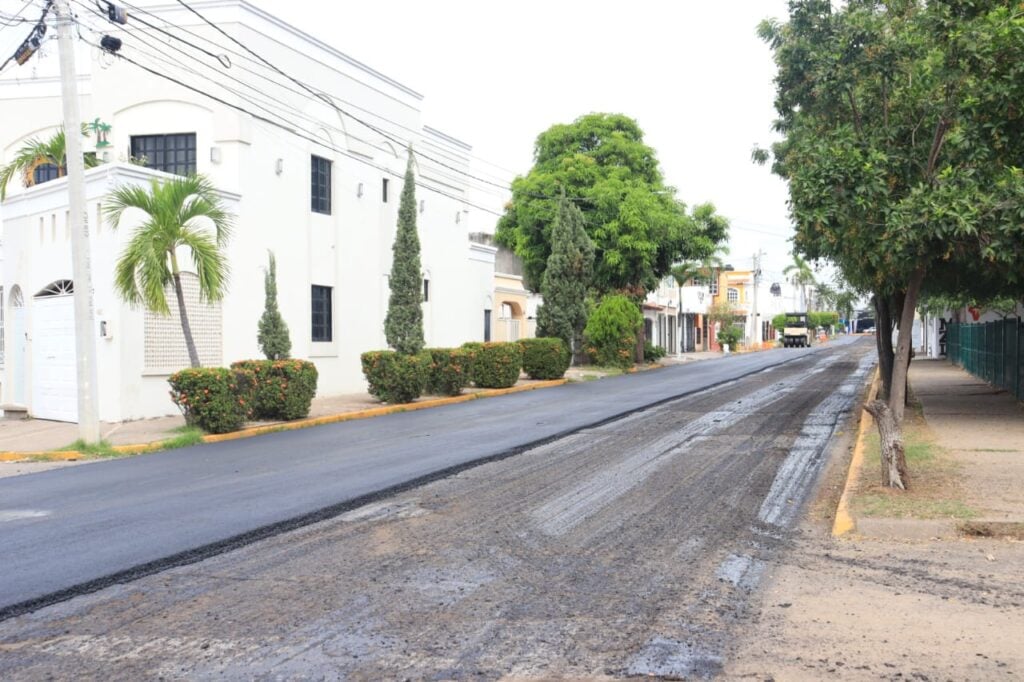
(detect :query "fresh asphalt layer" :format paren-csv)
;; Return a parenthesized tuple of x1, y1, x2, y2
(0, 337, 863, 618)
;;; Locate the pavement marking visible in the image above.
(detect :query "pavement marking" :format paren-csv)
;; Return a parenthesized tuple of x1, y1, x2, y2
(0, 510, 51, 522)
(532, 353, 842, 536)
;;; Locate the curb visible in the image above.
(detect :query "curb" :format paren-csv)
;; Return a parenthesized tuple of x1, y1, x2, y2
(832, 367, 880, 537)
(0, 379, 567, 461)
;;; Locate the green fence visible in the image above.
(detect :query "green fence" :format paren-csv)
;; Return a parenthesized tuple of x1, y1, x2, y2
(946, 318, 1023, 400)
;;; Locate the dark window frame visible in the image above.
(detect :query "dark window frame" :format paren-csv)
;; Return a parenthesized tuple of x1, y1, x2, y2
(311, 155, 332, 214)
(130, 133, 197, 176)
(382, 177, 389, 203)
(311, 285, 333, 342)
(423, 278, 430, 303)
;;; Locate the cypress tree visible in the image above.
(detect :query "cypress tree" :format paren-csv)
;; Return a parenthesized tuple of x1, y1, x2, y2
(258, 251, 291, 359)
(384, 151, 425, 355)
(537, 192, 594, 362)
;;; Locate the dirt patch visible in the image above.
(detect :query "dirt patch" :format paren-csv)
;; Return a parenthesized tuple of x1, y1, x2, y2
(958, 520, 1024, 540)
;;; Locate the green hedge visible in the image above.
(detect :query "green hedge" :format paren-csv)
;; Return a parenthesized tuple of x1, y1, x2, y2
(168, 367, 254, 434)
(464, 341, 523, 388)
(231, 359, 318, 421)
(643, 341, 666, 363)
(361, 350, 430, 404)
(717, 325, 743, 349)
(424, 347, 473, 396)
(519, 337, 570, 380)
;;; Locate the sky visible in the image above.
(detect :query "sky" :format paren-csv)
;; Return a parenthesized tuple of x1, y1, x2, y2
(0, 0, 799, 282)
(250, 0, 799, 283)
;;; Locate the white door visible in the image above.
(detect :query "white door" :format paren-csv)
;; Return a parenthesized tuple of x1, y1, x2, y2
(11, 293, 26, 405)
(31, 295, 78, 422)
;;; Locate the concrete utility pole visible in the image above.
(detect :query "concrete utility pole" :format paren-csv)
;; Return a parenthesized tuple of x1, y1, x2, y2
(56, 0, 100, 442)
(751, 250, 764, 346)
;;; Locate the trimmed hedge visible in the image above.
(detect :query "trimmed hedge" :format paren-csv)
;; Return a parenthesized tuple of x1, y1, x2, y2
(519, 337, 570, 380)
(424, 347, 472, 396)
(465, 341, 523, 388)
(361, 350, 430, 404)
(643, 341, 666, 363)
(231, 359, 318, 421)
(168, 367, 253, 434)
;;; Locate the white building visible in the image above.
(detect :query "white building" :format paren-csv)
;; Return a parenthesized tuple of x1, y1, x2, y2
(0, 1, 497, 422)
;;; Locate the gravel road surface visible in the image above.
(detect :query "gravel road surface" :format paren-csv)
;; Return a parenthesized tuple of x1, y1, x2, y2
(0, 340, 874, 678)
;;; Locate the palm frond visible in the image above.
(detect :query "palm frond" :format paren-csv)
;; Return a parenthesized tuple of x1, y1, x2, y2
(178, 228, 230, 303)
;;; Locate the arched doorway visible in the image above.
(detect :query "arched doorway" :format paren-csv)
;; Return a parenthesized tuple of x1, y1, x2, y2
(9, 286, 26, 405)
(32, 280, 77, 422)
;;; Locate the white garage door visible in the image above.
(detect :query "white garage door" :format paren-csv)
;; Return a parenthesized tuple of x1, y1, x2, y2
(31, 294, 78, 422)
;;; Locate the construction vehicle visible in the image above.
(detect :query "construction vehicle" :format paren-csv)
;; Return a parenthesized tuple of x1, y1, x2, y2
(782, 312, 812, 348)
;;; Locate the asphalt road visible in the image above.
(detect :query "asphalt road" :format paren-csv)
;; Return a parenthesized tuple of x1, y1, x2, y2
(0, 337, 864, 619)
(0, 338, 876, 678)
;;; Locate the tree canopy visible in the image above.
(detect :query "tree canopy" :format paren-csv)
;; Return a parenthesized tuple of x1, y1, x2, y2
(497, 113, 727, 297)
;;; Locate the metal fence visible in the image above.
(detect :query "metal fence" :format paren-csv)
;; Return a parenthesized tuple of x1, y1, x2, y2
(947, 317, 1023, 400)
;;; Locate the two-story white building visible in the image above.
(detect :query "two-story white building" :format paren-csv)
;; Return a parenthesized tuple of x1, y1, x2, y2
(0, 0, 498, 422)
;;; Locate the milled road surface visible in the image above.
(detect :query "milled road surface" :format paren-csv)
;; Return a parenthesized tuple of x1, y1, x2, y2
(0, 339, 856, 617)
(0, 341, 874, 679)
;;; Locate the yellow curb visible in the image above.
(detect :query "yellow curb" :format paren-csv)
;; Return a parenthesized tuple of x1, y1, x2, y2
(832, 367, 880, 537)
(201, 379, 568, 445)
(0, 450, 84, 462)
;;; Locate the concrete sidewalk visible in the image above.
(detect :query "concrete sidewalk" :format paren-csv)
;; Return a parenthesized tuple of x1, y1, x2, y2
(847, 358, 1024, 538)
(0, 351, 725, 458)
(911, 358, 1024, 528)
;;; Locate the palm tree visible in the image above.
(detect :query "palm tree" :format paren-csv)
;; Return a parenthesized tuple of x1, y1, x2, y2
(0, 126, 100, 200)
(783, 252, 816, 310)
(104, 175, 233, 368)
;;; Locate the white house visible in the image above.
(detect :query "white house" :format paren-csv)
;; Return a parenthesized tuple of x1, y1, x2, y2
(0, 0, 497, 422)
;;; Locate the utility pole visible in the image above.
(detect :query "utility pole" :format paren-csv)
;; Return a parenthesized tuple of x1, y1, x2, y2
(751, 250, 764, 347)
(56, 0, 100, 442)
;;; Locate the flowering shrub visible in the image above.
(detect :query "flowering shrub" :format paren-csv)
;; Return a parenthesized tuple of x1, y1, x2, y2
(466, 342, 522, 388)
(423, 348, 472, 396)
(519, 337, 570, 380)
(168, 367, 253, 434)
(361, 350, 430, 404)
(230, 359, 318, 421)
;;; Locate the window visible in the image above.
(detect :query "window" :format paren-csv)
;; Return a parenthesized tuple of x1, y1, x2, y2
(311, 155, 331, 214)
(311, 285, 333, 342)
(382, 178, 389, 203)
(483, 309, 491, 342)
(130, 133, 197, 175)
(727, 287, 739, 303)
(33, 163, 60, 185)
(709, 277, 719, 296)
(423, 278, 429, 303)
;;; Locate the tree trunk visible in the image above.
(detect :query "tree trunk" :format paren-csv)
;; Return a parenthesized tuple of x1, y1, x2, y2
(888, 267, 925, 423)
(874, 294, 894, 401)
(170, 253, 201, 368)
(864, 399, 909, 489)
(635, 325, 646, 365)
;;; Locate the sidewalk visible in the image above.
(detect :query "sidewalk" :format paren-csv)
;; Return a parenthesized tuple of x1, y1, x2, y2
(849, 358, 1024, 538)
(0, 351, 724, 462)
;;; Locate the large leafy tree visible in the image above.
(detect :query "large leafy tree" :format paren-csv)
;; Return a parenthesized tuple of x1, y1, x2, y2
(757, 0, 1024, 488)
(384, 151, 424, 355)
(537, 192, 594, 362)
(497, 113, 726, 297)
(0, 126, 100, 200)
(105, 175, 233, 368)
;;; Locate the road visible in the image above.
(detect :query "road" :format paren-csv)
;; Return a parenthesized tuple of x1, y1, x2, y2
(0, 339, 874, 678)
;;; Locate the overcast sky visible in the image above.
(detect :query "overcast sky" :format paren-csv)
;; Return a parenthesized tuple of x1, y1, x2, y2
(252, 0, 797, 281)
(0, 0, 799, 280)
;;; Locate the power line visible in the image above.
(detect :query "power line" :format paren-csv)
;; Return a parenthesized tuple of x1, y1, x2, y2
(171, 0, 514, 194)
(78, 35, 503, 216)
(0, 0, 37, 28)
(0, 0, 51, 72)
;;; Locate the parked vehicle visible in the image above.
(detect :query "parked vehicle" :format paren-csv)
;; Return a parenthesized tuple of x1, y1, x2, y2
(783, 312, 812, 348)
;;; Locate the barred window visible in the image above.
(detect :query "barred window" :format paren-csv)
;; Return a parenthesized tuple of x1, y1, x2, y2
(312, 285, 333, 342)
(311, 155, 332, 214)
(130, 133, 197, 175)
